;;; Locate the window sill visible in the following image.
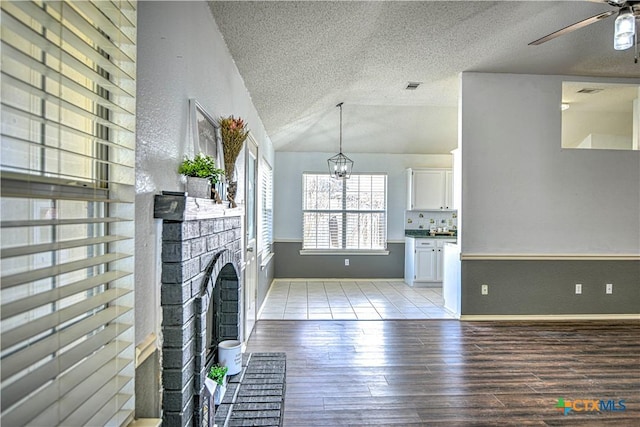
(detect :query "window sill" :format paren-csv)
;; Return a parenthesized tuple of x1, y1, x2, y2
(299, 249, 389, 256)
(260, 252, 274, 270)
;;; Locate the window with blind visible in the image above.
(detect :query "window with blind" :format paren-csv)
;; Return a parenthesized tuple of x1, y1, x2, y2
(303, 173, 387, 251)
(260, 160, 273, 259)
(1, 1, 136, 426)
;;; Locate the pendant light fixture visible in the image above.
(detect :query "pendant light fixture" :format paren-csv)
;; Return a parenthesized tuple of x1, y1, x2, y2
(614, 7, 636, 50)
(327, 102, 354, 179)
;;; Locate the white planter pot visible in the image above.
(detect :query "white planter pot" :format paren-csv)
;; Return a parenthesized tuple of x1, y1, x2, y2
(218, 340, 242, 375)
(204, 376, 227, 405)
(185, 177, 211, 199)
(214, 379, 227, 405)
(204, 377, 217, 396)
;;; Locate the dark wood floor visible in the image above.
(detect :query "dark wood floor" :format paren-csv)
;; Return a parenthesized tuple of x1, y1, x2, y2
(245, 320, 639, 426)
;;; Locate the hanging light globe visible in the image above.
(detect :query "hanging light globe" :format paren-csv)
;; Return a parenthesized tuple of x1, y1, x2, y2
(327, 102, 354, 179)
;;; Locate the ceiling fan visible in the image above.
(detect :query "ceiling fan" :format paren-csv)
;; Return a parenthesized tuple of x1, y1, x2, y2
(529, 0, 639, 62)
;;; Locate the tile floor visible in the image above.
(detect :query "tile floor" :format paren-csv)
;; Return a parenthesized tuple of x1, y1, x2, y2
(258, 279, 456, 320)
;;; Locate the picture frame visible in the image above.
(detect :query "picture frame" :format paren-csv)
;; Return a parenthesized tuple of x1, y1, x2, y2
(189, 98, 224, 168)
(189, 98, 225, 201)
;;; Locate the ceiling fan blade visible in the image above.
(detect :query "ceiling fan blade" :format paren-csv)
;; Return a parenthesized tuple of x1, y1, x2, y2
(529, 11, 616, 45)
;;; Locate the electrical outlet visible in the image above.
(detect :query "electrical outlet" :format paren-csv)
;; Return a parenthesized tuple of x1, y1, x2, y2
(606, 283, 613, 294)
(344, 258, 349, 266)
(481, 284, 489, 295)
(575, 283, 582, 294)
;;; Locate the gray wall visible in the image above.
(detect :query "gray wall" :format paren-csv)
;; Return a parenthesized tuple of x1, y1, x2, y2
(258, 257, 275, 308)
(136, 0, 274, 415)
(462, 260, 640, 315)
(274, 242, 405, 279)
(459, 72, 640, 316)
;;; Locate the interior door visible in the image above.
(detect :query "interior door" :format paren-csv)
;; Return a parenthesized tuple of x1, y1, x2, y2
(243, 136, 258, 342)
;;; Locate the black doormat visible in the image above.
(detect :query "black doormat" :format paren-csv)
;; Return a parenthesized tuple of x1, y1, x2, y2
(214, 352, 286, 427)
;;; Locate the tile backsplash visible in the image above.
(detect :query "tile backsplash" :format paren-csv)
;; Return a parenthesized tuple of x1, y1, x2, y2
(405, 210, 458, 231)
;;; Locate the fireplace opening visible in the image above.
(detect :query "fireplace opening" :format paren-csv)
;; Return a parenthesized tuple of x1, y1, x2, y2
(206, 282, 221, 365)
(204, 262, 239, 368)
(198, 255, 240, 427)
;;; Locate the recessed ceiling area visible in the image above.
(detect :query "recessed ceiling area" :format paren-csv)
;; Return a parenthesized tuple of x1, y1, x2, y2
(563, 82, 638, 112)
(209, 1, 640, 154)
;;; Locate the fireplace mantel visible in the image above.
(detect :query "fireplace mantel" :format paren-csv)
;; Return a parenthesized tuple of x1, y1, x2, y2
(154, 193, 243, 222)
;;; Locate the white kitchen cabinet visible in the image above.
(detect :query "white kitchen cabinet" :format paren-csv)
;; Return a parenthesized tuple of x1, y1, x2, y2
(445, 170, 453, 210)
(407, 168, 453, 210)
(415, 241, 437, 282)
(435, 244, 445, 282)
(405, 237, 455, 286)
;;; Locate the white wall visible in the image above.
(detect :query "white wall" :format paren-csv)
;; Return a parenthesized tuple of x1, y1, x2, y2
(136, 0, 274, 342)
(563, 110, 633, 148)
(274, 152, 452, 242)
(460, 72, 640, 255)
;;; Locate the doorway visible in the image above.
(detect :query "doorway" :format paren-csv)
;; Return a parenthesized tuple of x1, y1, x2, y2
(243, 135, 258, 341)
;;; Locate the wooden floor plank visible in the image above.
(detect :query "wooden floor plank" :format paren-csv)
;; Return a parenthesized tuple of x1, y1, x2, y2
(245, 320, 639, 425)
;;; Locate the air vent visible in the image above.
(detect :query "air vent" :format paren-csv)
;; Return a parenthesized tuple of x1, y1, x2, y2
(576, 88, 603, 94)
(405, 82, 421, 90)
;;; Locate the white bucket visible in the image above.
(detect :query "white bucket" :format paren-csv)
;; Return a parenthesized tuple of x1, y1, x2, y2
(218, 340, 242, 375)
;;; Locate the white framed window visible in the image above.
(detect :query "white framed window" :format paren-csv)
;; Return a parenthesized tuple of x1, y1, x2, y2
(260, 159, 273, 263)
(302, 173, 387, 252)
(1, 1, 136, 426)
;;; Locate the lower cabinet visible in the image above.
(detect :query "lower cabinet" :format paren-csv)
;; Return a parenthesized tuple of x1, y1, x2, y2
(405, 237, 455, 286)
(414, 241, 437, 282)
(436, 246, 445, 282)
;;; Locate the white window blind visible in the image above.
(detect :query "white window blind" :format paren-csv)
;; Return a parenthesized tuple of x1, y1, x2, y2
(303, 173, 387, 251)
(260, 160, 273, 258)
(1, 1, 136, 426)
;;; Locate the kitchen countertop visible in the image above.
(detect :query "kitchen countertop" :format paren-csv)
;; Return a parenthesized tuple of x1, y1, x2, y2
(405, 230, 457, 239)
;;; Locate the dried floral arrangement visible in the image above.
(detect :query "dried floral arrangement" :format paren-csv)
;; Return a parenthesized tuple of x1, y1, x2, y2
(219, 115, 249, 180)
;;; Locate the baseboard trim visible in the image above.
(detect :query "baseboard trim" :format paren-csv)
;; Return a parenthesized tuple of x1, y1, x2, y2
(257, 277, 277, 318)
(461, 254, 640, 261)
(272, 278, 406, 282)
(460, 314, 640, 321)
(128, 419, 162, 427)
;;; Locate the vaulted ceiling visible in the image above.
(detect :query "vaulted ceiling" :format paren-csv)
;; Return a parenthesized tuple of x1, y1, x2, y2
(209, 1, 640, 154)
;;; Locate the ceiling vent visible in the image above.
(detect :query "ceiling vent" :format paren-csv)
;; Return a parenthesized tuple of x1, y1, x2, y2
(576, 88, 604, 94)
(405, 82, 421, 90)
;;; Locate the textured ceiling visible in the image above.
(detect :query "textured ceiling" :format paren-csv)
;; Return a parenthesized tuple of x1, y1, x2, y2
(209, 1, 640, 154)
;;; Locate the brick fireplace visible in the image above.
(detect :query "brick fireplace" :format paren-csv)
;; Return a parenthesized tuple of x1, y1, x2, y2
(154, 194, 243, 427)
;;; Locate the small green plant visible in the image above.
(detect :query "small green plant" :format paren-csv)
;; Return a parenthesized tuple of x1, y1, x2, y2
(178, 153, 224, 184)
(207, 364, 228, 386)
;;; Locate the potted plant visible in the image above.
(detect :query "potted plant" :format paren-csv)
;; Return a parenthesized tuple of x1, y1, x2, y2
(178, 153, 224, 200)
(206, 363, 229, 405)
(219, 116, 249, 207)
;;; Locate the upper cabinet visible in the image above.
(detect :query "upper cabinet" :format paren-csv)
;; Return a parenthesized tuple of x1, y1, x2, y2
(444, 170, 453, 210)
(407, 168, 454, 210)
